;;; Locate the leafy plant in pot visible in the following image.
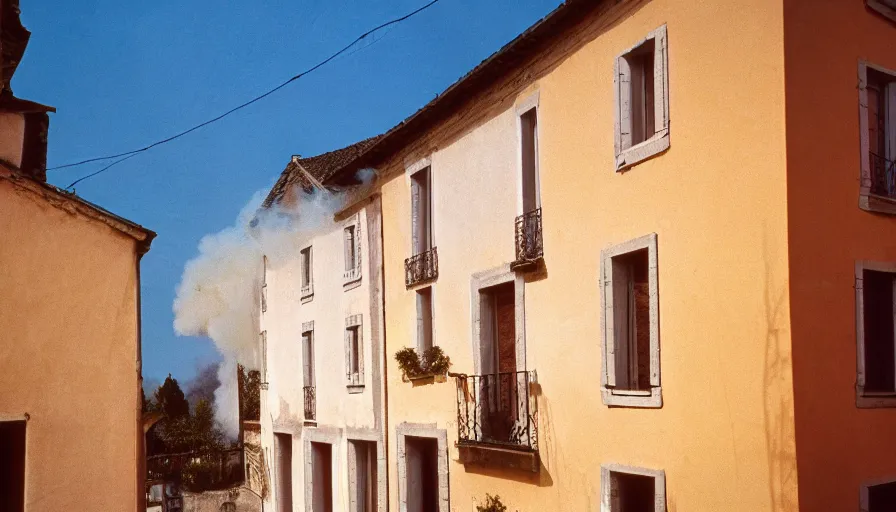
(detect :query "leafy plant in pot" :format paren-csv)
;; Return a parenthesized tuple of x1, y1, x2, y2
(476, 494, 509, 512)
(395, 346, 451, 380)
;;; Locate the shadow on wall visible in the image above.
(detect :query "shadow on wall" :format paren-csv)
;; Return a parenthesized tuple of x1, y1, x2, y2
(762, 230, 798, 512)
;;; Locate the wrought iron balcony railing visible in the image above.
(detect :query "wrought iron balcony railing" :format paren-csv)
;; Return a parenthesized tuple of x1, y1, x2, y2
(405, 247, 438, 288)
(454, 370, 538, 452)
(303, 385, 316, 422)
(512, 208, 543, 269)
(870, 152, 896, 199)
(146, 448, 244, 489)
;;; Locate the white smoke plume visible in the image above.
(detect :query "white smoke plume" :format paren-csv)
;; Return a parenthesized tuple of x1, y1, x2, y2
(173, 173, 371, 438)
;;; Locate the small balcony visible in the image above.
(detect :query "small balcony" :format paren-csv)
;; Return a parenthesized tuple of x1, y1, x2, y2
(454, 370, 539, 472)
(303, 385, 316, 423)
(405, 247, 438, 288)
(510, 208, 543, 271)
(870, 152, 896, 200)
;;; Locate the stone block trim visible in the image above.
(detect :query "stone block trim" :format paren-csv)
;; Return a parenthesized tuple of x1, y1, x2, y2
(346, 428, 387, 512)
(395, 423, 449, 512)
(600, 463, 666, 511)
(302, 427, 342, 512)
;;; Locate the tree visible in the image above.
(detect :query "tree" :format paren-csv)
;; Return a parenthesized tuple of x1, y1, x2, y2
(238, 364, 260, 421)
(153, 374, 190, 420)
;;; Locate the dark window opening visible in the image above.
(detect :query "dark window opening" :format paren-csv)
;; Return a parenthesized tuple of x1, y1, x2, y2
(301, 247, 312, 289)
(411, 168, 432, 255)
(869, 481, 896, 512)
(0, 421, 25, 512)
(416, 287, 434, 353)
(520, 107, 540, 213)
(611, 471, 656, 512)
(611, 249, 651, 391)
(864, 269, 896, 393)
(624, 39, 656, 146)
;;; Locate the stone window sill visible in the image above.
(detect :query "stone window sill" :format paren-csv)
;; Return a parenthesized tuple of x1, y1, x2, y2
(859, 193, 896, 215)
(601, 386, 662, 408)
(457, 442, 539, 473)
(867, 0, 896, 23)
(615, 131, 670, 172)
(343, 276, 362, 291)
(856, 389, 896, 408)
(347, 384, 365, 394)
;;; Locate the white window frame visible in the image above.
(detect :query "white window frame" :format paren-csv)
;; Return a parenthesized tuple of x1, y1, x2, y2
(300, 245, 314, 303)
(302, 321, 315, 389)
(600, 233, 661, 408)
(600, 463, 666, 512)
(855, 260, 896, 407)
(345, 314, 364, 391)
(867, 0, 896, 23)
(343, 215, 363, 289)
(516, 91, 541, 216)
(261, 255, 268, 313)
(406, 157, 434, 258)
(858, 61, 896, 214)
(614, 24, 670, 172)
(395, 423, 449, 512)
(415, 285, 435, 354)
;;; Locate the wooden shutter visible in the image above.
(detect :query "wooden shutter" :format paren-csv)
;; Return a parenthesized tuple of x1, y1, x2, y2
(411, 176, 421, 255)
(886, 83, 896, 164)
(618, 56, 633, 152)
(655, 28, 668, 130)
(612, 259, 632, 388)
(345, 327, 352, 383)
(344, 227, 354, 272)
(421, 169, 432, 250)
(356, 325, 364, 384)
(303, 332, 313, 387)
(603, 254, 617, 388)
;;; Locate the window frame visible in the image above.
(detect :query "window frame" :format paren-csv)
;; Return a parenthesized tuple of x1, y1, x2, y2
(613, 24, 670, 172)
(395, 423, 449, 512)
(415, 286, 435, 354)
(516, 91, 541, 216)
(858, 61, 896, 214)
(470, 264, 527, 376)
(345, 314, 364, 392)
(302, 428, 341, 512)
(855, 260, 896, 407)
(407, 157, 434, 257)
(261, 255, 268, 313)
(867, 0, 896, 23)
(346, 429, 387, 512)
(600, 233, 661, 408)
(300, 245, 314, 303)
(600, 463, 666, 512)
(260, 330, 269, 390)
(302, 321, 315, 389)
(343, 215, 363, 289)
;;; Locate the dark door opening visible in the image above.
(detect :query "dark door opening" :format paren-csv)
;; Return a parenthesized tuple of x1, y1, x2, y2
(405, 436, 439, 512)
(274, 433, 293, 512)
(0, 421, 25, 512)
(611, 471, 656, 512)
(312, 442, 333, 512)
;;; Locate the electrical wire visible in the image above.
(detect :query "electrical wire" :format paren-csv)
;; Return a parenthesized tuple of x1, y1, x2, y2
(55, 0, 443, 188)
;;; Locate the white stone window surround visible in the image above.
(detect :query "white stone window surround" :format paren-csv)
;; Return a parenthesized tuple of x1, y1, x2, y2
(413, 285, 437, 354)
(346, 428, 387, 512)
(867, 0, 896, 23)
(395, 422, 449, 512)
(302, 427, 342, 512)
(262, 255, 268, 313)
(260, 330, 269, 389)
(406, 156, 436, 258)
(855, 260, 896, 408)
(345, 314, 365, 392)
(600, 233, 662, 408)
(470, 264, 527, 376)
(600, 463, 666, 512)
(300, 244, 314, 303)
(515, 90, 541, 217)
(613, 24, 670, 172)
(343, 215, 363, 290)
(858, 60, 896, 215)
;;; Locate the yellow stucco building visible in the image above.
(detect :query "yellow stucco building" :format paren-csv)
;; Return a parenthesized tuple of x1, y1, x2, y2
(261, 0, 896, 510)
(0, 1, 155, 510)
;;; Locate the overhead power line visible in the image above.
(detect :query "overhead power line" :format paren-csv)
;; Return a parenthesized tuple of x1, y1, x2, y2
(58, 0, 443, 189)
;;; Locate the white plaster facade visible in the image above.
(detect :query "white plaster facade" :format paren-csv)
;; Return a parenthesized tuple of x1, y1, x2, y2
(259, 192, 386, 512)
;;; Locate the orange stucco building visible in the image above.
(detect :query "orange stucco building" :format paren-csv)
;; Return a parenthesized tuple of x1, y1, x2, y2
(274, 0, 896, 510)
(0, 1, 155, 510)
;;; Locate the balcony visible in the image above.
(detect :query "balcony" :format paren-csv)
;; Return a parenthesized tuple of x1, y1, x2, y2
(870, 152, 896, 199)
(454, 370, 539, 472)
(146, 448, 244, 491)
(303, 385, 316, 422)
(405, 247, 438, 288)
(510, 208, 543, 271)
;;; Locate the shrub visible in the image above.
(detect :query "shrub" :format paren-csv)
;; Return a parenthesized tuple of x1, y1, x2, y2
(477, 494, 508, 512)
(395, 346, 452, 378)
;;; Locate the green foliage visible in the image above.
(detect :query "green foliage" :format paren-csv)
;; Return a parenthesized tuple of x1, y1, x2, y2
(180, 458, 217, 492)
(153, 374, 190, 420)
(477, 494, 508, 512)
(239, 364, 261, 421)
(395, 346, 452, 378)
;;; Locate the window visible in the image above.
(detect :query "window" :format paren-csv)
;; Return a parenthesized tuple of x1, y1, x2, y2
(601, 234, 661, 407)
(343, 216, 362, 287)
(863, 480, 896, 512)
(345, 315, 364, 390)
(262, 255, 268, 313)
(260, 330, 268, 388)
(856, 262, 896, 407)
(302, 322, 316, 422)
(601, 464, 666, 512)
(416, 287, 434, 353)
(614, 25, 669, 172)
(411, 167, 433, 255)
(859, 62, 896, 212)
(300, 246, 313, 301)
(520, 105, 540, 214)
(274, 433, 293, 512)
(349, 440, 379, 512)
(867, 0, 896, 23)
(0, 421, 25, 512)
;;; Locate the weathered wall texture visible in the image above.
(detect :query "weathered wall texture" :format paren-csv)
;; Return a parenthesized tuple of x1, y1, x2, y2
(377, 0, 795, 510)
(784, 1, 896, 510)
(260, 199, 385, 512)
(0, 172, 145, 511)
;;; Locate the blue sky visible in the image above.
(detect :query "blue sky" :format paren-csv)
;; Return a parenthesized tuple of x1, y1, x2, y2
(15, 0, 560, 385)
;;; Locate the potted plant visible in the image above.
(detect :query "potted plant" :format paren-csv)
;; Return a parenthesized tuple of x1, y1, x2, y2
(395, 346, 451, 383)
(477, 494, 509, 512)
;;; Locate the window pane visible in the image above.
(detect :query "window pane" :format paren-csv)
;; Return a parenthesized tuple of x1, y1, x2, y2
(864, 270, 896, 392)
